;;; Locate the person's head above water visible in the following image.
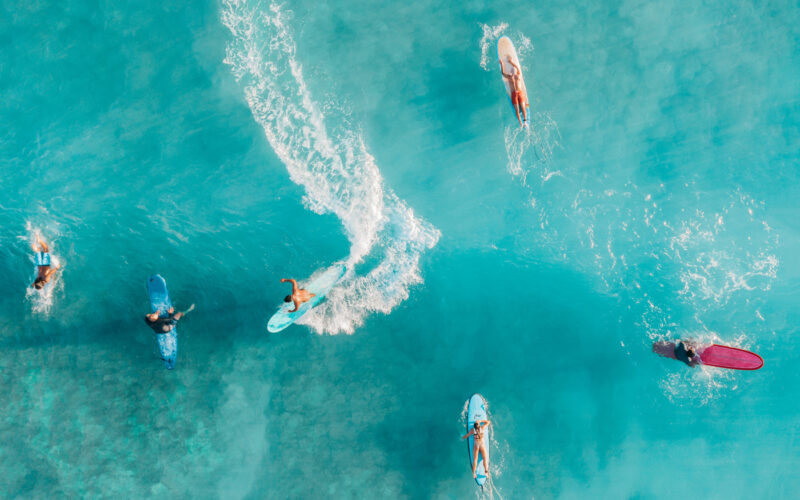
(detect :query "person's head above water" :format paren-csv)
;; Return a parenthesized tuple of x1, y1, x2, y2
(32, 278, 45, 289)
(473, 422, 480, 430)
(284, 295, 292, 303)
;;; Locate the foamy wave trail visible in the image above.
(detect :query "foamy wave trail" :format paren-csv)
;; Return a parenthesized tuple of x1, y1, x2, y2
(478, 23, 508, 71)
(221, 1, 440, 334)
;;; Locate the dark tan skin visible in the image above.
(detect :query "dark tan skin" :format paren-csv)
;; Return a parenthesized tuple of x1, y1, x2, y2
(462, 419, 491, 479)
(280, 278, 315, 312)
(31, 237, 60, 290)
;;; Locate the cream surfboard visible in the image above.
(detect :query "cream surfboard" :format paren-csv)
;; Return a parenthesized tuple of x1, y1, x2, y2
(497, 36, 530, 126)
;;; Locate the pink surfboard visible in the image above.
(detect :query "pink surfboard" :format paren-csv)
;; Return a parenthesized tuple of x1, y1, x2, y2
(698, 344, 764, 371)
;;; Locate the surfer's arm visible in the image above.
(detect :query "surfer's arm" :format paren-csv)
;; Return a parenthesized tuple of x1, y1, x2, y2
(461, 430, 474, 440)
(507, 58, 521, 73)
(289, 299, 300, 313)
(499, 61, 511, 79)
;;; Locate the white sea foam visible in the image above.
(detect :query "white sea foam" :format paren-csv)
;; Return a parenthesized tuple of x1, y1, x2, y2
(478, 23, 508, 71)
(222, 0, 439, 334)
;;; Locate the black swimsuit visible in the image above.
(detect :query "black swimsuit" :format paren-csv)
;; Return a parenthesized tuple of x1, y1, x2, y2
(145, 315, 177, 334)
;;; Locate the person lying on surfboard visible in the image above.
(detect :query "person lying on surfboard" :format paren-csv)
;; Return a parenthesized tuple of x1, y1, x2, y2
(674, 340, 700, 366)
(31, 236, 60, 290)
(462, 419, 491, 479)
(499, 55, 528, 128)
(280, 278, 316, 313)
(145, 305, 194, 334)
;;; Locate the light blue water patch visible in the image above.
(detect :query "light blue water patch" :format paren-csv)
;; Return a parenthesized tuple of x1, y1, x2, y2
(1, 0, 799, 498)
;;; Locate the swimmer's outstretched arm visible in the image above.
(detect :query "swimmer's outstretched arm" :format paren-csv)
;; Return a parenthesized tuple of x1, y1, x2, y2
(289, 299, 301, 313)
(507, 57, 521, 72)
(461, 429, 474, 440)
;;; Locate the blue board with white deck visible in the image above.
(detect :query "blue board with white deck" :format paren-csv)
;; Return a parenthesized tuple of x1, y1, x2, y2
(267, 264, 347, 333)
(467, 393, 490, 486)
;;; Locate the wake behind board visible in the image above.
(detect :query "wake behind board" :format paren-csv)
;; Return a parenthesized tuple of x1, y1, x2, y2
(467, 393, 490, 487)
(147, 274, 177, 370)
(699, 344, 763, 370)
(267, 264, 347, 333)
(497, 36, 530, 125)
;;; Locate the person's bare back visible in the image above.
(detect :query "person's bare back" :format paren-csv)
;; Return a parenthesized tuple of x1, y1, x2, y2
(280, 278, 316, 313)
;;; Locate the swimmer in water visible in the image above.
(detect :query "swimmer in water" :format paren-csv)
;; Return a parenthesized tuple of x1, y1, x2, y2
(462, 419, 491, 479)
(499, 55, 528, 128)
(280, 278, 316, 313)
(674, 341, 700, 366)
(31, 236, 60, 290)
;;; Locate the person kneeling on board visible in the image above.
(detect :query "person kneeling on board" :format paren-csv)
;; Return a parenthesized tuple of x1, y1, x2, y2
(280, 278, 315, 313)
(499, 55, 527, 128)
(462, 419, 491, 479)
(145, 305, 193, 333)
(674, 340, 700, 367)
(31, 236, 60, 290)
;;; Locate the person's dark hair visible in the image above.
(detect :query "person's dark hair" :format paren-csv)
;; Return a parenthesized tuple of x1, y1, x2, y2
(284, 295, 292, 303)
(32, 279, 44, 289)
(473, 422, 480, 429)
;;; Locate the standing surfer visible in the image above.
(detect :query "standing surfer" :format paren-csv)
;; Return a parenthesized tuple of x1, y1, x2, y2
(31, 236, 60, 290)
(280, 278, 316, 313)
(462, 418, 491, 479)
(499, 55, 528, 128)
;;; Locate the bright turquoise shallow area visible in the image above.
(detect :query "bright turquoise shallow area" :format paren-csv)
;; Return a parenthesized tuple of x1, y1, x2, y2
(2, 0, 799, 498)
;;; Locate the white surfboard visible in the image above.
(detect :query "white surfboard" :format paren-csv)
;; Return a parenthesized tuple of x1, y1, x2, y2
(497, 36, 530, 124)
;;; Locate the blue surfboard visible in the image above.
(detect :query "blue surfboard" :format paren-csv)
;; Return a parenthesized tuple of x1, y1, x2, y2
(467, 393, 490, 486)
(146, 274, 177, 370)
(267, 264, 347, 333)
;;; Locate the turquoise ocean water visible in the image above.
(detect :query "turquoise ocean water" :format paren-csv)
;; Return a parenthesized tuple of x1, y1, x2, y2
(2, 0, 799, 497)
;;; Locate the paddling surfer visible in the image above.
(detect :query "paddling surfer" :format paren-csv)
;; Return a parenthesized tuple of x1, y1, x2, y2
(499, 55, 528, 128)
(280, 278, 315, 313)
(462, 419, 491, 479)
(31, 236, 60, 290)
(145, 305, 194, 334)
(674, 341, 700, 366)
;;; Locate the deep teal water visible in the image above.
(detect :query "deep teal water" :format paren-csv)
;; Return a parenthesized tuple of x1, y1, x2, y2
(2, 0, 799, 498)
